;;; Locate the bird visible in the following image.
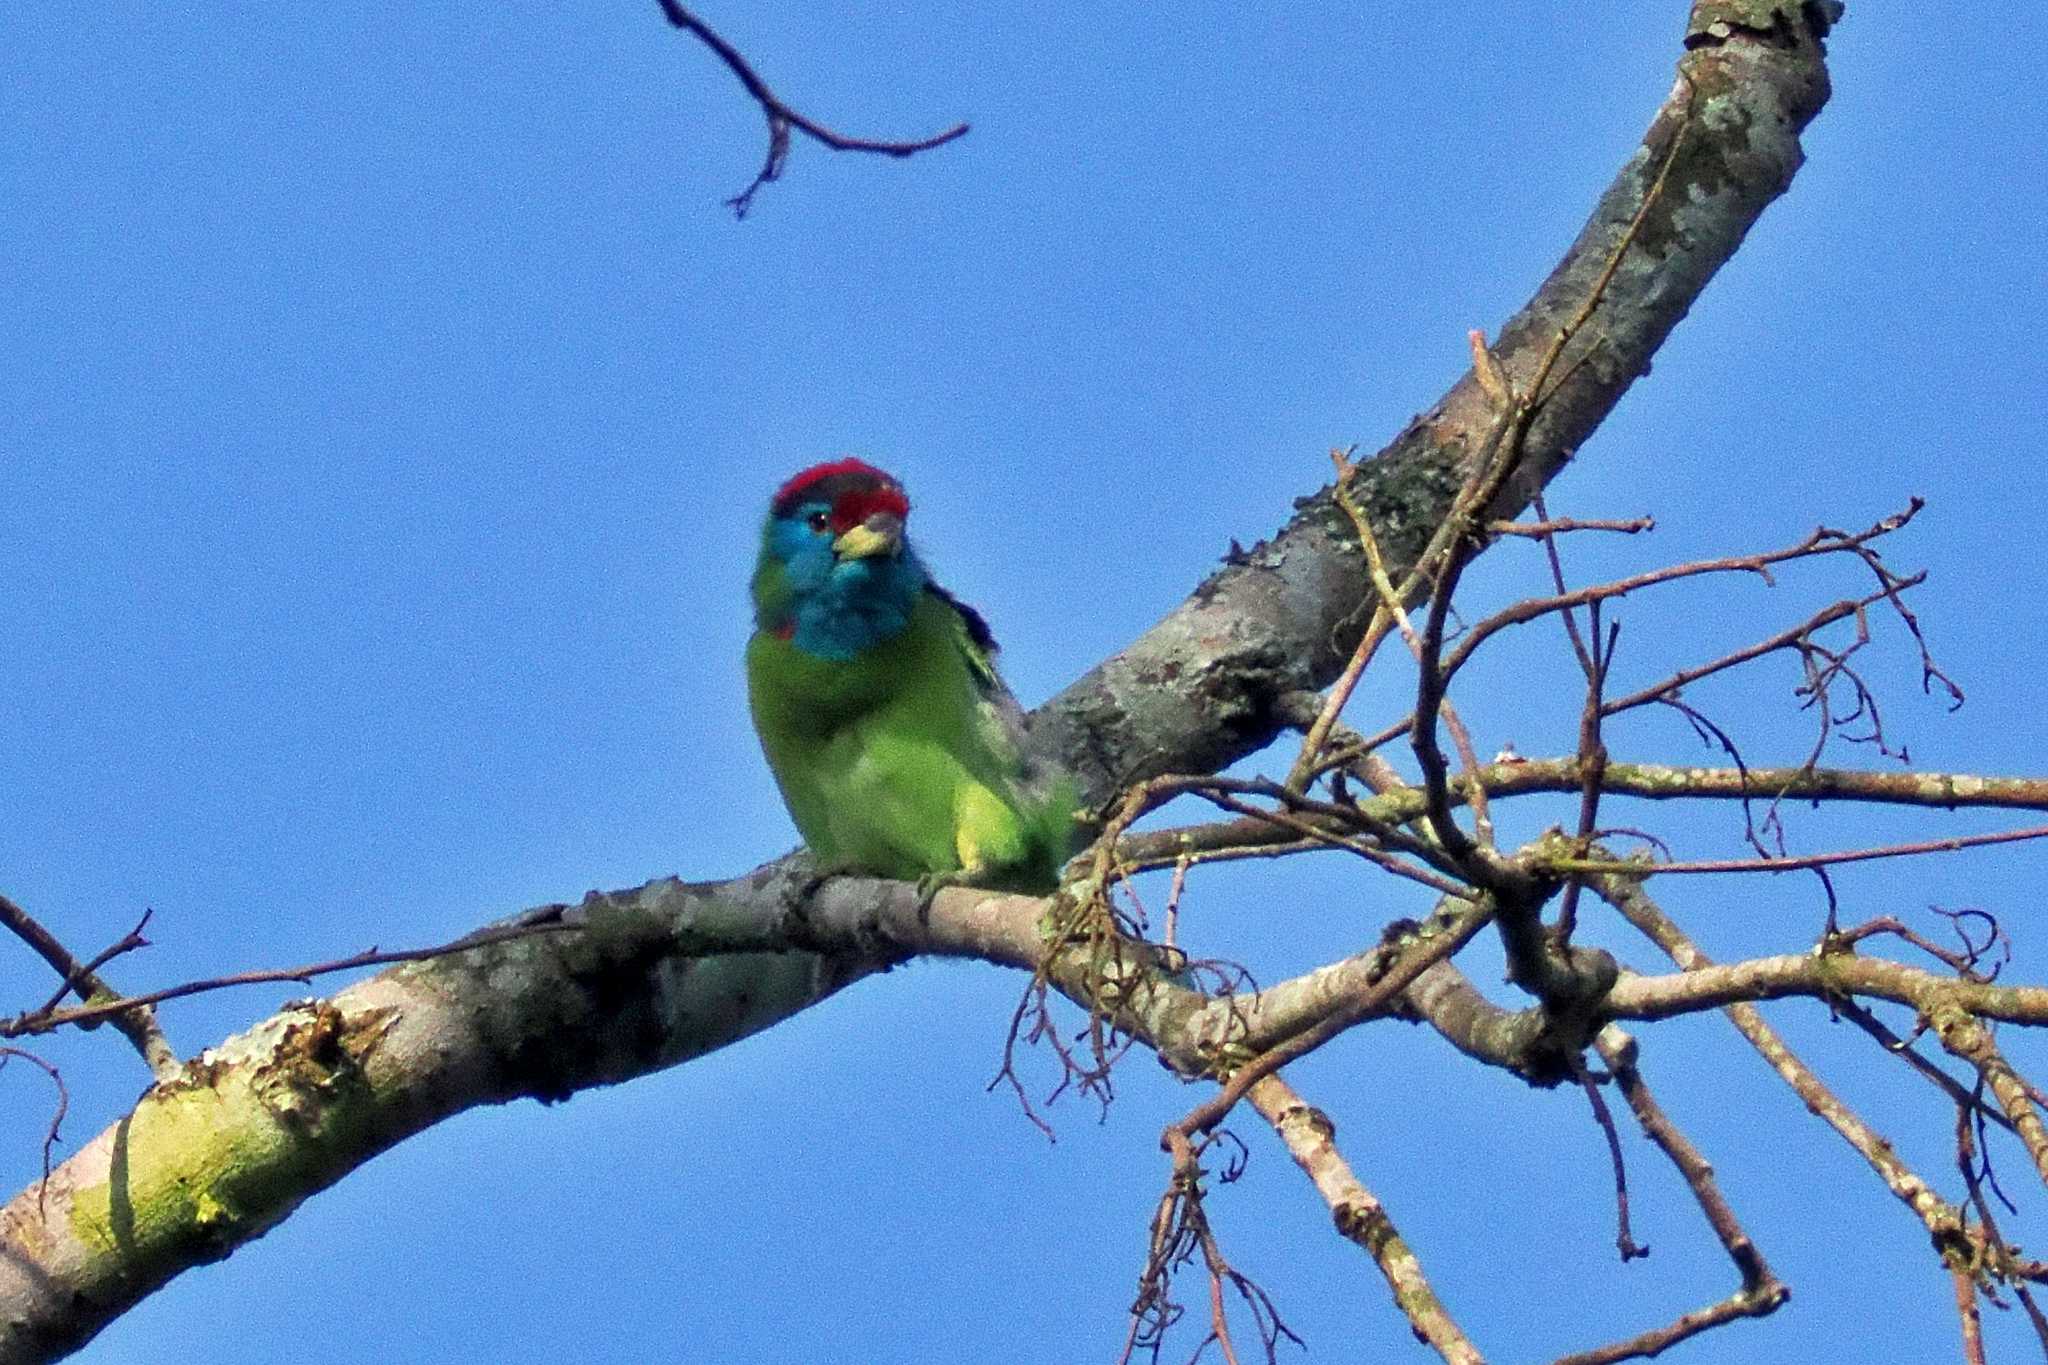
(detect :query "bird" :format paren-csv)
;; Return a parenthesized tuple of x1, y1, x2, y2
(745, 458, 1073, 895)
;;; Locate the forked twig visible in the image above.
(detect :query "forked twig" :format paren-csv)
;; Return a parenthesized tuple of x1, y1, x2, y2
(655, 1, 970, 216)
(1, 894, 175, 1078)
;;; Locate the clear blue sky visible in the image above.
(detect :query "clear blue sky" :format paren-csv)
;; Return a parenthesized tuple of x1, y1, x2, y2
(6, 5, 2047, 1361)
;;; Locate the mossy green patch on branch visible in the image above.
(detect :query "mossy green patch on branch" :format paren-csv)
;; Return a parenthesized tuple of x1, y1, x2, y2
(67, 1003, 381, 1277)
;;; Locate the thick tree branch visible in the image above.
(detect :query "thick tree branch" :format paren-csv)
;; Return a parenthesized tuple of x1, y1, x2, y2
(1027, 5, 1834, 810)
(0, 867, 1263, 1361)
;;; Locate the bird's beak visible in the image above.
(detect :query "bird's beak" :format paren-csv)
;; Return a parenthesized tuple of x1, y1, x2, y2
(833, 513, 904, 560)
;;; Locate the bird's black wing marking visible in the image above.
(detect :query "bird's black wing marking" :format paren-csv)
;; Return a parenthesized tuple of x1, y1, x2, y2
(926, 581, 1028, 740)
(926, 582, 999, 658)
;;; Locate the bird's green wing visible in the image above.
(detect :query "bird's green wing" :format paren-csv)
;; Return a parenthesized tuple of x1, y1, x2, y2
(925, 583, 1026, 759)
(924, 584, 1076, 888)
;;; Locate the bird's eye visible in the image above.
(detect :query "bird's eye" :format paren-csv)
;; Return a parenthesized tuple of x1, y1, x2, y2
(806, 511, 830, 533)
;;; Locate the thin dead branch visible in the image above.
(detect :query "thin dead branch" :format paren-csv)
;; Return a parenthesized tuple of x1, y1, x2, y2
(1490, 515, 1654, 539)
(1249, 1075, 1483, 1364)
(1571, 1053, 1649, 1262)
(0, 918, 580, 1042)
(0, 1046, 68, 1217)
(1598, 878, 1973, 1258)
(0, 894, 175, 1078)
(1581, 1027, 1788, 1361)
(655, 1, 969, 216)
(1548, 822, 2048, 878)
(1441, 504, 1931, 688)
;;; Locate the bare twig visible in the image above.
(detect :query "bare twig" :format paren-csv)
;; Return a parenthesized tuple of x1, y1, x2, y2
(1576, 1027, 1788, 1363)
(1572, 1053, 1649, 1261)
(1125, 1128, 1300, 1365)
(1599, 878, 1972, 1259)
(1928, 1007, 2048, 1191)
(1953, 1259, 1987, 1365)
(0, 894, 176, 1079)
(1490, 515, 1654, 539)
(1327, 448, 1501, 851)
(1441, 506, 1930, 686)
(0, 918, 580, 1041)
(1166, 903, 1492, 1146)
(0, 1045, 69, 1216)
(1548, 822, 2048, 878)
(655, 1, 970, 216)
(1556, 612, 1619, 941)
(1954, 1092, 2048, 1350)
(1463, 758, 2048, 814)
(1833, 998, 2015, 1137)
(1284, 448, 1408, 790)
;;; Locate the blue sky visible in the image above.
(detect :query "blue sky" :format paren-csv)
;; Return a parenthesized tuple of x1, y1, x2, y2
(6, 4, 2047, 1361)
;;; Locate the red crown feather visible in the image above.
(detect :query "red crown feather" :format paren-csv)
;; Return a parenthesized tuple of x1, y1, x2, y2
(772, 458, 911, 529)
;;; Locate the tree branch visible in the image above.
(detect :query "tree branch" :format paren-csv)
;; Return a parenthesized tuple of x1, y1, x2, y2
(1598, 876, 1974, 1269)
(0, 896, 175, 1081)
(1026, 3, 1836, 811)
(1248, 1075, 1483, 1364)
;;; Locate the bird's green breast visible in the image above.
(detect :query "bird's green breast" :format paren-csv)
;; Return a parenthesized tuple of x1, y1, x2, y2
(747, 593, 1026, 879)
(747, 594, 984, 748)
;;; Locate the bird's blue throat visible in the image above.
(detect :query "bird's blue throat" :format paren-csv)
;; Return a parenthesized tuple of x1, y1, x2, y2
(757, 509, 930, 661)
(784, 553, 927, 660)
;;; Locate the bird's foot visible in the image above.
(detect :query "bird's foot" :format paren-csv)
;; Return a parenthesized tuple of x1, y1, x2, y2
(913, 866, 985, 927)
(779, 856, 855, 938)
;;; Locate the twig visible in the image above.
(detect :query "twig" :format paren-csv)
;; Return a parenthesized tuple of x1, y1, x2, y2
(1162, 855, 1192, 953)
(1556, 613, 1619, 941)
(1440, 509, 1930, 687)
(1954, 1260, 1987, 1365)
(1326, 450, 1501, 851)
(1460, 758, 2048, 814)
(0, 1045, 69, 1217)
(1598, 878, 1973, 1258)
(30, 910, 154, 1020)
(1928, 1007, 2048, 1191)
(1833, 998, 2016, 1137)
(0, 894, 176, 1079)
(1490, 516, 1654, 539)
(1572, 1053, 1649, 1261)
(1293, 127, 1695, 796)
(1547, 822, 2048, 877)
(655, 1, 970, 217)
(0, 919, 580, 1040)
(1165, 903, 1492, 1146)
(1583, 1027, 1788, 1361)
(1605, 951, 2048, 1029)
(1284, 448, 1407, 790)
(1189, 788, 1475, 899)
(1954, 1092, 2048, 1350)
(1294, 157, 1691, 808)
(1125, 1128, 1300, 1365)
(1829, 914, 1995, 981)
